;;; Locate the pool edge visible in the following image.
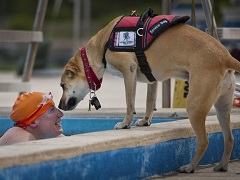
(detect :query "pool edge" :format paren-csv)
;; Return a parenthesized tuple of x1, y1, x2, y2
(0, 114, 239, 179)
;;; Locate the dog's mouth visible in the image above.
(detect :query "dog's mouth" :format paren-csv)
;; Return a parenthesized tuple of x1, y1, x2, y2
(58, 97, 78, 111)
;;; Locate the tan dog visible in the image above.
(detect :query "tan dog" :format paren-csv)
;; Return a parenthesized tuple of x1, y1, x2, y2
(59, 15, 240, 173)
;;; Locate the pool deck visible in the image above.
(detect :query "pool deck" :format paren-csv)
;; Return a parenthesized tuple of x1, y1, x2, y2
(0, 71, 240, 179)
(147, 160, 240, 180)
(0, 107, 240, 179)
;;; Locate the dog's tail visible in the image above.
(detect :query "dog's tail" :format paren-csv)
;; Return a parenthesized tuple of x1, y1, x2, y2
(226, 55, 240, 73)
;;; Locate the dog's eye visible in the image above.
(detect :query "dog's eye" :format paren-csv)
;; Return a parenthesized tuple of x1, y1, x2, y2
(65, 70, 74, 77)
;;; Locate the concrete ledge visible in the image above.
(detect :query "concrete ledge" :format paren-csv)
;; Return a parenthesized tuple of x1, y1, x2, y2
(0, 107, 219, 118)
(0, 114, 239, 179)
(0, 82, 30, 92)
(0, 30, 43, 43)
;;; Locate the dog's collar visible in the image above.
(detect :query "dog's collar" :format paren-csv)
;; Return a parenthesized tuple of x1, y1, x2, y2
(80, 47, 102, 91)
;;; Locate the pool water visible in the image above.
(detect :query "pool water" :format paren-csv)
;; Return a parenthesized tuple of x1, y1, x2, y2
(0, 118, 177, 136)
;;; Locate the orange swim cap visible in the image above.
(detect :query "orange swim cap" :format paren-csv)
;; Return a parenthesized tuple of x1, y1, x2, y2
(10, 92, 54, 129)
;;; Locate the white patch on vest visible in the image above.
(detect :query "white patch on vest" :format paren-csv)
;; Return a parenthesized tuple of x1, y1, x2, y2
(106, 63, 123, 78)
(114, 31, 136, 47)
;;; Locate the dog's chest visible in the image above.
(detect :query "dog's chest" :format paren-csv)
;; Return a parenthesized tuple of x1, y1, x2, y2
(106, 63, 123, 78)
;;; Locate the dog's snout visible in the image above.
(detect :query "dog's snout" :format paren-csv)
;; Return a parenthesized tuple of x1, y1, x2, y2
(58, 99, 66, 110)
(68, 97, 77, 107)
(58, 98, 77, 111)
(58, 103, 62, 110)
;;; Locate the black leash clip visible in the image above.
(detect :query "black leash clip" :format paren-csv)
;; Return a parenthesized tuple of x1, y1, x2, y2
(88, 91, 101, 111)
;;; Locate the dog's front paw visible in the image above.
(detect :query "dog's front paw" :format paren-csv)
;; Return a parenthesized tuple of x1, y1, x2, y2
(178, 164, 195, 173)
(134, 118, 151, 126)
(213, 163, 228, 172)
(114, 122, 130, 129)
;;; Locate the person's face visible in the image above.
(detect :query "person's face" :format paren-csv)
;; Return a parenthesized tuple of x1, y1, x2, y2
(34, 105, 64, 139)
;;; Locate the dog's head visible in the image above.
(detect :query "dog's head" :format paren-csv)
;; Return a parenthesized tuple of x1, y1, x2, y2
(58, 55, 89, 111)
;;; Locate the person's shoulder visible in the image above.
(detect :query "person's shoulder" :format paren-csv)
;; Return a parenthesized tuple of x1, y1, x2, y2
(0, 127, 36, 146)
(10, 127, 36, 141)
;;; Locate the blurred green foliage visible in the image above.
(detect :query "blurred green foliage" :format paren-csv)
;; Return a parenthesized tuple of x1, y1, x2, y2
(0, 0, 236, 71)
(0, 0, 232, 32)
(91, 0, 162, 25)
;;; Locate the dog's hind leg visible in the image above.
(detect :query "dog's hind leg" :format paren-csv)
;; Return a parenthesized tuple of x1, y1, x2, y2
(213, 72, 235, 172)
(135, 81, 158, 126)
(179, 72, 221, 173)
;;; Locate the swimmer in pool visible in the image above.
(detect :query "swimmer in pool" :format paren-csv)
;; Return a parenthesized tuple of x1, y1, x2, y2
(0, 92, 64, 146)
